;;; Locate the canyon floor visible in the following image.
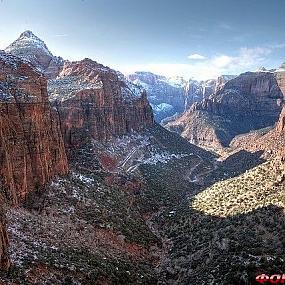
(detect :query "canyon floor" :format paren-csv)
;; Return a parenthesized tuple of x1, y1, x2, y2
(0, 125, 283, 285)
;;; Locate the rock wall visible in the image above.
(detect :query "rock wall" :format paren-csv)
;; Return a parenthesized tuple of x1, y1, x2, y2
(0, 200, 10, 271)
(49, 59, 154, 148)
(192, 72, 283, 119)
(167, 72, 284, 150)
(0, 51, 68, 205)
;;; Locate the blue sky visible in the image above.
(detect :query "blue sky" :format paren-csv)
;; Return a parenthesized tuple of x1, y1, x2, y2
(0, 0, 285, 79)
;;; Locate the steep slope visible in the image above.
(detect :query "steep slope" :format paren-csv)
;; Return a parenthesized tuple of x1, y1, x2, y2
(48, 59, 154, 147)
(5, 30, 64, 78)
(128, 72, 187, 122)
(0, 51, 68, 205)
(167, 71, 284, 151)
(2, 124, 218, 284)
(128, 72, 235, 123)
(226, 71, 285, 158)
(156, 158, 285, 285)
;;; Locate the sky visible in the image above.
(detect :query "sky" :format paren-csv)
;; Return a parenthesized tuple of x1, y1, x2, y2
(0, 0, 285, 80)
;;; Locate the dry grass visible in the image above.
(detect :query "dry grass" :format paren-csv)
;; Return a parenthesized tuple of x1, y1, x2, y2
(192, 160, 285, 217)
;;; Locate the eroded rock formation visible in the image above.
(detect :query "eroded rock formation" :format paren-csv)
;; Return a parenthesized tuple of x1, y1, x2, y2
(0, 51, 68, 205)
(223, 71, 285, 158)
(167, 71, 284, 150)
(5, 30, 64, 79)
(48, 59, 154, 147)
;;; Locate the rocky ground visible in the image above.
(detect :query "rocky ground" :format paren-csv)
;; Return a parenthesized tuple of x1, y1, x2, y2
(0, 125, 214, 284)
(1, 124, 283, 284)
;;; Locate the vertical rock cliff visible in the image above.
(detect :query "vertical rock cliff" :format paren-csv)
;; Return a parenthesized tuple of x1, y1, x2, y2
(48, 59, 154, 147)
(0, 197, 9, 271)
(0, 51, 68, 205)
(166, 71, 284, 150)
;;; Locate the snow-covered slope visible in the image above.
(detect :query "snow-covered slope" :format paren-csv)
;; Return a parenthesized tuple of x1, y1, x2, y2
(128, 72, 236, 122)
(128, 72, 187, 122)
(5, 30, 64, 78)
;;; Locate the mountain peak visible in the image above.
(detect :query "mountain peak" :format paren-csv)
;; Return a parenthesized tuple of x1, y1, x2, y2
(4, 30, 55, 73)
(19, 30, 37, 39)
(279, 62, 285, 70)
(5, 30, 52, 57)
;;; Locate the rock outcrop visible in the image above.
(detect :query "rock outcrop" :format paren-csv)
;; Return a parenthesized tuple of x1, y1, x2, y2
(128, 72, 235, 122)
(230, 72, 285, 159)
(48, 59, 154, 147)
(0, 51, 68, 205)
(167, 71, 284, 150)
(5, 30, 64, 79)
(0, 199, 9, 271)
(128, 72, 186, 122)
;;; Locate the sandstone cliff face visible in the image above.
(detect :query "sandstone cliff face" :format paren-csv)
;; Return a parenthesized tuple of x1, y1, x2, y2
(0, 51, 68, 205)
(229, 71, 285, 158)
(167, 72, 284, 150)
(276, 104, 285, 133)
(128, 72, 236, 122)
(48, 59, 154, 147)
(192, 72, 283, 118)
(0, 201, 9, 271)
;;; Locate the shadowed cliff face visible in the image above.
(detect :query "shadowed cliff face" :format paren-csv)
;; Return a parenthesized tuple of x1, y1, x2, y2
(220, 71, 285, 159)
(0, 196, 10, 272)
(48, 59, 154, 148)
(0, 51, 68, 205)
(276, 72, 285, 134)
(166, 71, 284, 151)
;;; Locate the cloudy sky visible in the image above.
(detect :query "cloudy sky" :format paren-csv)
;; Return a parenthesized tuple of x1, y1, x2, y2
(0, 0, 285, 80)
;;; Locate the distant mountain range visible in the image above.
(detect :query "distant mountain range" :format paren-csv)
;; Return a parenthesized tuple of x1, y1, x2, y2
(127, 71, 236, 122)
(4, 30, 238, 123)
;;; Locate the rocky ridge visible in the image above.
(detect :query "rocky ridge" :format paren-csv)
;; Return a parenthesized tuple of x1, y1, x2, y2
(5, 30, 64, 79)
(128, 72, 235, 122)
(166, 71, 284, 151)
(49, 59, 154, 147)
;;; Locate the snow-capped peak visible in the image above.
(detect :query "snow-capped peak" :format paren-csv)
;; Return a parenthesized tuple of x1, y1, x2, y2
(5, 30, 52, 57)
(19, 30, 38, 40)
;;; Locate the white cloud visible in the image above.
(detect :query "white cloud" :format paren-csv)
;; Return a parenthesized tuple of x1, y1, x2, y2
(212, 55, 234, 68)
(54, 34, 68, 37)
(118, 44, 284, 81)
(188, 53, 207, 60)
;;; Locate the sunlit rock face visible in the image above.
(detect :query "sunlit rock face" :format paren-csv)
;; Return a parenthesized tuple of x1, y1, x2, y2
(166, 71, 284, 150)
(48, 59, 154, 148)
(0, 51, 68, 205)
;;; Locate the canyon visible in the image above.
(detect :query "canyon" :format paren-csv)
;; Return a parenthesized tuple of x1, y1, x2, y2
(166, 70, 285, 151)
(0, 30, 284, 285)
(128, 71, 235, 122)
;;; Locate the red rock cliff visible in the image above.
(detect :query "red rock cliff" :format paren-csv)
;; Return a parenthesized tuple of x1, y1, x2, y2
(0, 199, 10, 271)
(0, 51, 68, 205)
(48, 59, 154, 147)
(276, 72, 285, 133)
(167, 71, 284, 150)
